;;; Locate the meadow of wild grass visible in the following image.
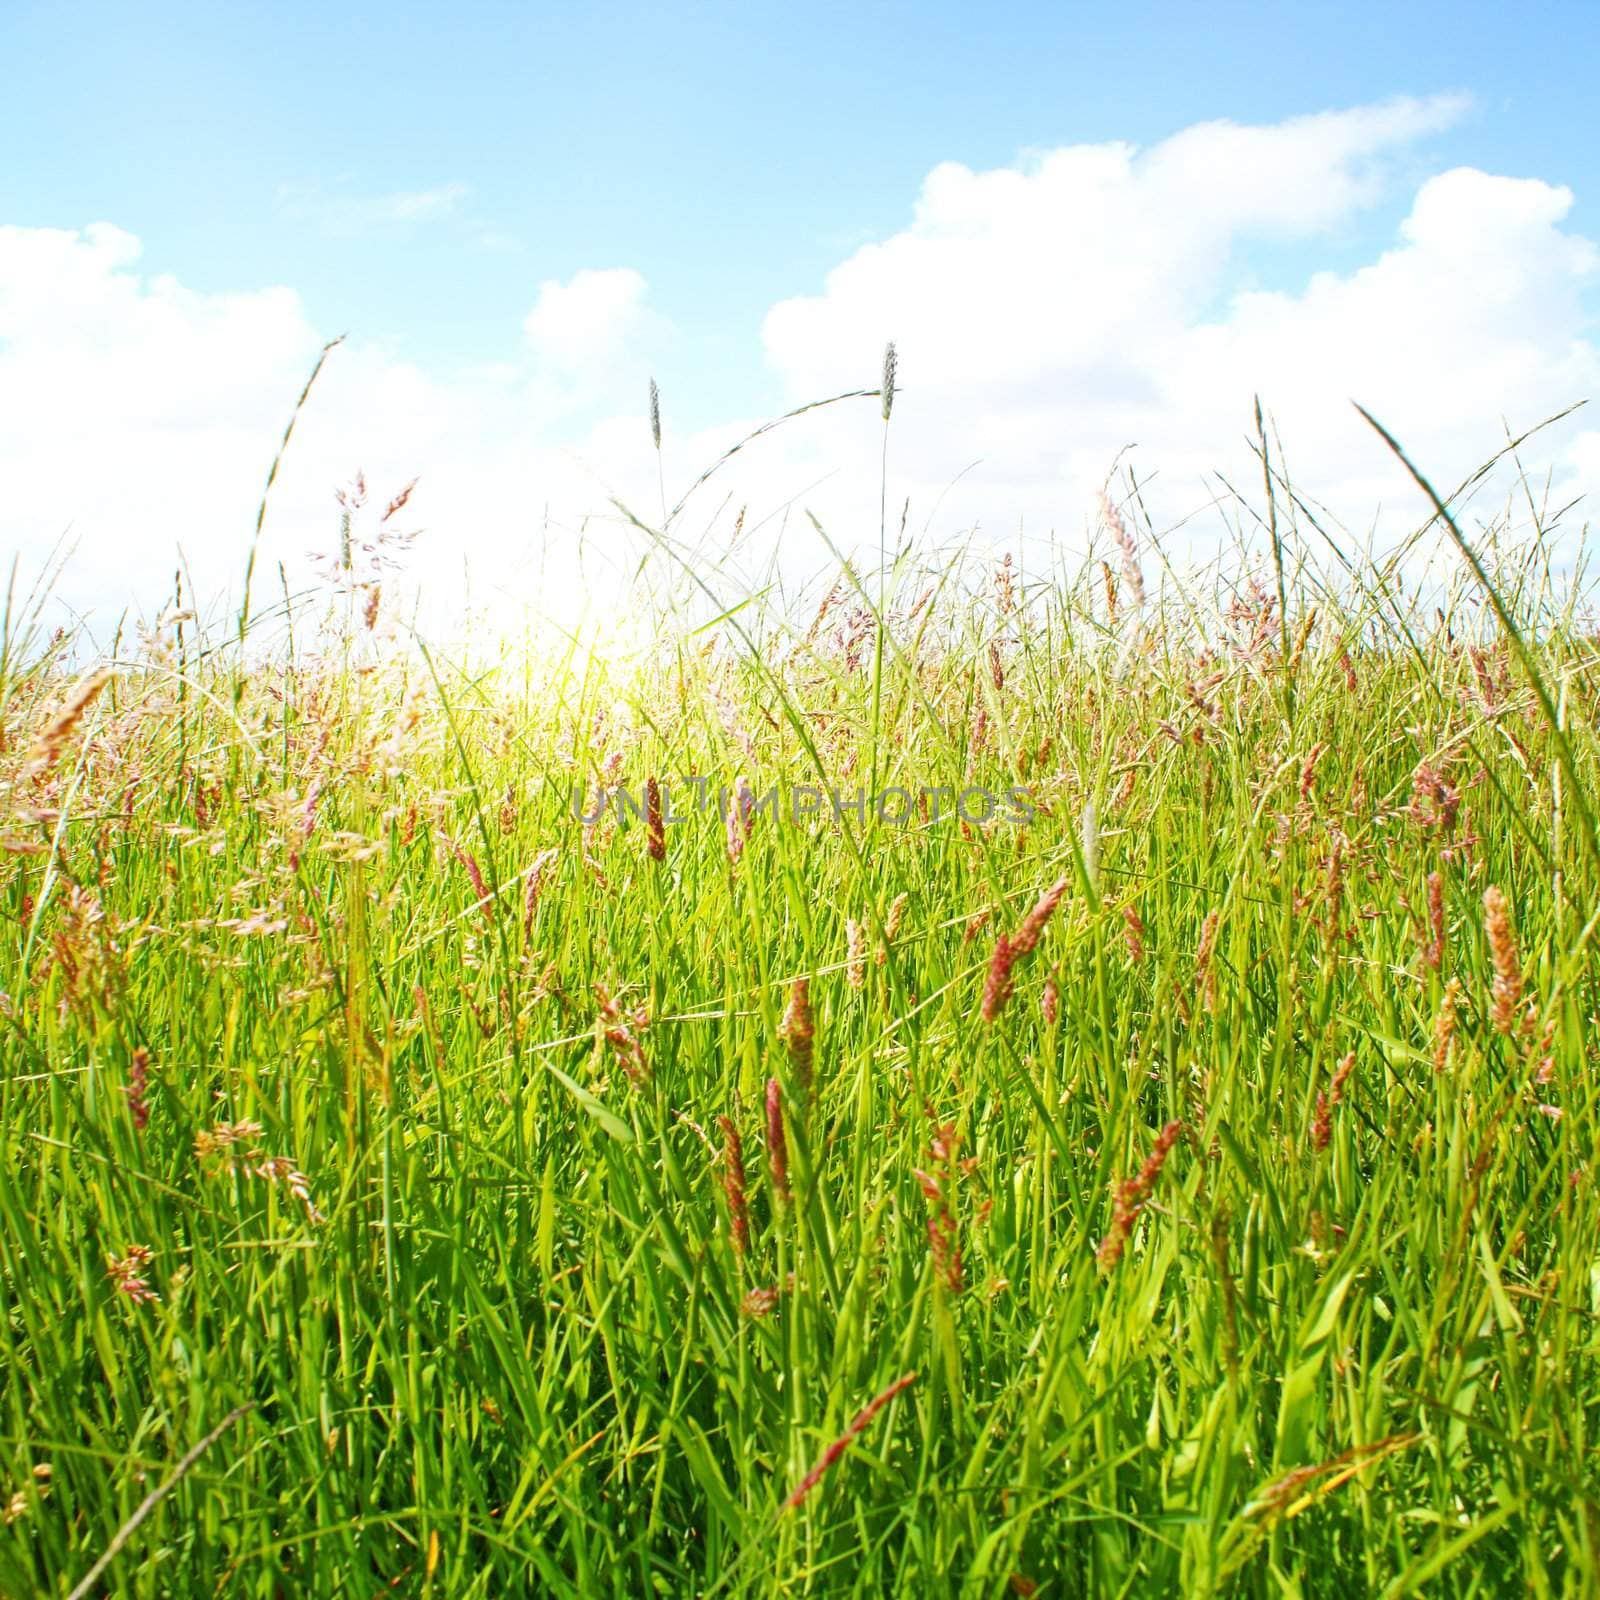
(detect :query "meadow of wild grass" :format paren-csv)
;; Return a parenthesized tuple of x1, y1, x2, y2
(1, 384, 1599, 1596)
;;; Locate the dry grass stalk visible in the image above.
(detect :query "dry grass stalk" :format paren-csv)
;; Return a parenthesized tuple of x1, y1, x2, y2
(21, 668, 111, 785)
(1098, 488, 1146, 610)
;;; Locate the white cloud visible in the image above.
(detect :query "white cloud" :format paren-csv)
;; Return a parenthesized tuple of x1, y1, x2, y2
(756, 98, 1596, 580)
(1, 98, 1596, 643)
(0, 222, 657, 635)
(523, 268, 652, 370)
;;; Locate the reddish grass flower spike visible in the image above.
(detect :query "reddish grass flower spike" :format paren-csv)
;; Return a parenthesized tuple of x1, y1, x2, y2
(1424, 870, 1445, 971)
(1483, 885, 1522, 1033)
(780, 977, 815, 1093)
(524, 846, 559, 935)
(1097, 1120, 1184, 1270)
(1298, 742, 1328, 799)
(980, 932, 1017, 1023)
(740, 1285, 780, 1318)
(1410, 764, 1460, 836)
(1040, 975, 1059, 1026)
(877, 892, 909, 965)
(994, 552, 1015, 617)
(1312, 1052, 1356, 1152)
(645, 777, 666, 862)
(595, 984, 649, 1086)
(1012, 873, 1069, 957)
(717, 1115, 749, 1257)
(766, 1078, 790, 1206)
(915, 1168, 964, 1295)
(780, 1372, 917, 1511)
(447, 837, 491, 921)
(106, 1244, 159, 1305)
(125, 1048, 149, 1132)
(1099, 487, 1146, 611)
(724, 780, 754, 866)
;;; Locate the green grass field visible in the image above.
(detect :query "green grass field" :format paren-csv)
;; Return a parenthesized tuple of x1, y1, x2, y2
(2, 404, 1599, 1595)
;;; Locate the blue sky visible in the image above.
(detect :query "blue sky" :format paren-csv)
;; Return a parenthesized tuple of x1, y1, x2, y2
(3, 2, 1598, 626)
(6, 0, 1597, 427)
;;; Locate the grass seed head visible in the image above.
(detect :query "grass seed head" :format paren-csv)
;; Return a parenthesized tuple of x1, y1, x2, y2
(105, 1244, 159, 1305)
(1483, 885, 1522, 1033)
(1424, 869, 1445, 971)
(645, 776, 666, 861)
(1123, 904, 1146, 963)
(766, 1077, 790, 1205)
(995, 553, 1015, 617)
(1312, 1052, 1357, 1151)
(717, 1114, 749, 1256)
(877, 892, 909, 964)
(1012, 873, 1070, 957)
(1434, 977, 1462, 1073)
(980, 932, 1017, 1024)
(126, 1048, 149, 1132)
(1097, 1120, 1183, 1270)
(1194, 910, 1221, 1014)
(846, 918, 867, 990)
(1098, 488, 1146, 610)
(22, 668, 111, 785)
(780, 976, 815, 1091)
(781, 1371, 917, 1511)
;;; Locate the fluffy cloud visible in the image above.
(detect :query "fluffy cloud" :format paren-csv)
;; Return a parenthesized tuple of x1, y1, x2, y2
(1, 97, 1596, 642)
(0, 227, 667, 636)
(523, 268, 652, 371)
(759, 98, 1598, 580)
